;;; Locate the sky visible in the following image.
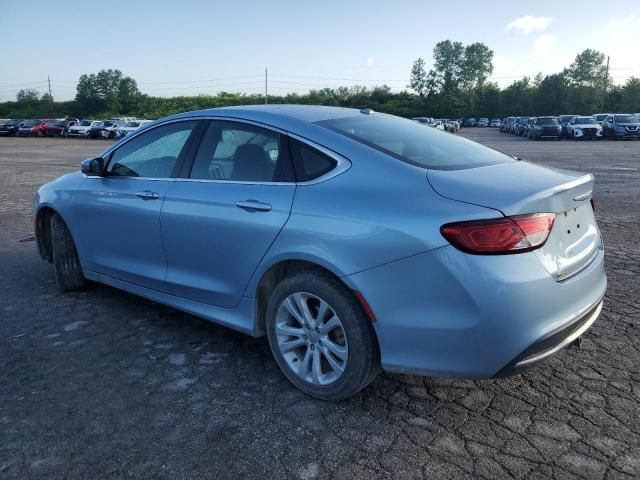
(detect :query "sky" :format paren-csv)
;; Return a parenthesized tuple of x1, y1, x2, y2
(1, 0, 639, 101)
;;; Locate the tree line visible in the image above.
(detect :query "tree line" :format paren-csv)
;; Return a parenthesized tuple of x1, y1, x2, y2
(1, 44, 639, 121)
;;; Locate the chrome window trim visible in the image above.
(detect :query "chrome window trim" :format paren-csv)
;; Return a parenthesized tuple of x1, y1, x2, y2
(82, 174, 176, 182)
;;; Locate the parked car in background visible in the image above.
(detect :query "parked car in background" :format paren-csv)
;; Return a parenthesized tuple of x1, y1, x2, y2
(33, 119, 68, 137)
(412, 117, 434, 125)
(528, 116, 562, 140)
(33, 105, 606, 400)
(432, 120, 445, 131)
(68, 120, 100, 137)
(116, 120, 153, 138)
(477, 118, 489, 127)
(601, 114, 640, 139)
(593, 113, 612, 125)
(463, 118, 477, 127)
(558, 115, 577, 137)
(0, 119, 23, 136)
(490, 119, 501, 127)
(17, 119, 42, 136)
(501, 117, 515, 132)
(566, 116, 603, 140)
(88, 120, 126, 139)
(514, 117, 530, 136)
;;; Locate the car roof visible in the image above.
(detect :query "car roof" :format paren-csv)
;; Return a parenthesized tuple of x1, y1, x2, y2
(172, 104, 360, 124)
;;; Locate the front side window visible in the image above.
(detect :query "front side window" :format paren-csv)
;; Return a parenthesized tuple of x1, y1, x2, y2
(106, 121, 197, 178)
(318, 114, 515, 170)
(189, 121, 292, 182)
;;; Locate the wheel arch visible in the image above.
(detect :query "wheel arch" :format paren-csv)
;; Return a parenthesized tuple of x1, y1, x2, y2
(252, 258, 364, 337)
(34, 205, 59, 262)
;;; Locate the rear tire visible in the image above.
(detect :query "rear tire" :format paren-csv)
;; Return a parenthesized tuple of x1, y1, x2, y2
(50, 213, 85, 292)
(266, 270, 380, 401)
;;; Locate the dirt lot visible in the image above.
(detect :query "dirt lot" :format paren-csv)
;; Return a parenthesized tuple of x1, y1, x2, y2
(0, 132, 638, 479)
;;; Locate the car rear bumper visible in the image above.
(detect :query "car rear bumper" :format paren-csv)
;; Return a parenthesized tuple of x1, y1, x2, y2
(343, 244, 606, 378)
(493, 298, 602, 377)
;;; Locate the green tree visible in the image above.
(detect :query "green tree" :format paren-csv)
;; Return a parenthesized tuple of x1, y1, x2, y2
(461, 43, 494, 90)
(16, 89, 40, 103)
(408, 58, 429, 97)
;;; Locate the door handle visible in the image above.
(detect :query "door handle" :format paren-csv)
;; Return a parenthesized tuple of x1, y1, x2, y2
(235, 200, 272, 212)
(135, 190, 160, 200)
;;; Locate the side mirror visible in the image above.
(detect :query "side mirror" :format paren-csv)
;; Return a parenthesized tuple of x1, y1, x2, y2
(81, 157, 105, 176)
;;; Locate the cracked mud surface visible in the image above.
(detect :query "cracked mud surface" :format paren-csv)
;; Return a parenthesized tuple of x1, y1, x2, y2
(0, 134, 638, 479)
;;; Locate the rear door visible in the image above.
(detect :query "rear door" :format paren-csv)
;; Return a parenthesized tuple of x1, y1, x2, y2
(160, 120, 296, 308)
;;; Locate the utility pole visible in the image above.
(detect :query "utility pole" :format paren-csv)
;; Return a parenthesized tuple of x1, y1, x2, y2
(47, 75, 53, 113)
(265, 68, 268, 104)
(600, 56, 610, 112)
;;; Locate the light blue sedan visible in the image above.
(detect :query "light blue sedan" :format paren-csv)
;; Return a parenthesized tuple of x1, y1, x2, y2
(34, 105, 606, 400)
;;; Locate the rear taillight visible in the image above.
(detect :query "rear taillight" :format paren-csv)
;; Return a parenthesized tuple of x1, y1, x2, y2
(441, 213, 555, 255)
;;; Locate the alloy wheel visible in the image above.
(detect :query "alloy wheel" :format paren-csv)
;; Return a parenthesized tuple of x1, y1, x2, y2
(275, 292, 348, 386)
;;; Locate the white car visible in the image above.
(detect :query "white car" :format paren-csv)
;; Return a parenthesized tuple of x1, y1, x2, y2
(566, 116, 603, 140)
(115, 120, 153, 138)
(67, 120, 100, 137)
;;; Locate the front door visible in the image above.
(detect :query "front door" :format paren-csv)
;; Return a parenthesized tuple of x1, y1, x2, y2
(70, 120, 200, 291)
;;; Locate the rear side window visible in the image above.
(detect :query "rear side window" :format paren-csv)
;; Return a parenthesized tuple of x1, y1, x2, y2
(189, 121, 293, 182)
(317, 114, 515, 170)
(289, 139, 337, 182)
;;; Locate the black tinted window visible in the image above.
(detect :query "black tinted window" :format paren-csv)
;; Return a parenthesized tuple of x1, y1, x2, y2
(190, 121, 292, 182)
(318, 114, 515, 170)
(290, 139, 337, 182)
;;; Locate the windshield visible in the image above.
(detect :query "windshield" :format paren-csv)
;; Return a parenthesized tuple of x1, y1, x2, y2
(537, 117, 558, 125)
(78, 120, 92, 126)
(103, 121, 115, 127)
(575, 117, 596, 124)
(558, 115, 575, 122)
(594, 115, 608, 121)
(614, 115, 639, 123)
(317, 114, 516, 170)
(517, 118, 528, 124)
(22, 120, 39, 126)
(124, 122, 140, 128)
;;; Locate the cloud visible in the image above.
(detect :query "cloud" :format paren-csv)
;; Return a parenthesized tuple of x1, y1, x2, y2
(366, 56, 375, 67)
(533, 33, 556, 57)
(507, 16, 553, 34)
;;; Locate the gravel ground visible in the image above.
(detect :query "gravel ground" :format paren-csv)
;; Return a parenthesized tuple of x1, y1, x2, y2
(0, 132, 638, 479)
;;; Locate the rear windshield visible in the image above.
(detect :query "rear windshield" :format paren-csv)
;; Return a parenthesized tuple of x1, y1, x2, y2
(537, 117, 558, 125)
(316, 114, 516, 170)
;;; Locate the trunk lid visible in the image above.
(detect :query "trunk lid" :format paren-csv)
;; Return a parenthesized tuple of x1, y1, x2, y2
(428, 161, 601, 281)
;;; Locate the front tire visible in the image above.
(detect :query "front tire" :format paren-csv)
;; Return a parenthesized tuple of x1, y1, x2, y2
(266, 270, 380, 401)
(50, 213, 85, 292)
